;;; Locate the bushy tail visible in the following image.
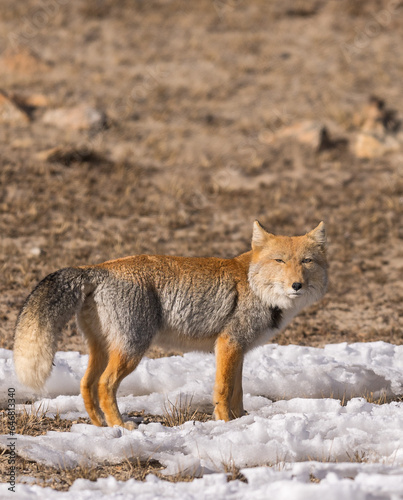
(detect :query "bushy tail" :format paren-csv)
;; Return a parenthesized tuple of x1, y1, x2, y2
(13, 267, 92, 391)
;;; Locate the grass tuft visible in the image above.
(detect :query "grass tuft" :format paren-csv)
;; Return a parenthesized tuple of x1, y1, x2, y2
(0, 405, 89, 437)
(222, 459, 248, 483)
(162, 395, 211, 427)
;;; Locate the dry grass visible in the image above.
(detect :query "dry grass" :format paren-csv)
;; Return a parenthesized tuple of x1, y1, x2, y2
(0, 406, 88, 437)
(346, 451, 370, 464)
(0, 452, 165, 492)
(222, 459, 249, 483)
(162, 395, 212, 427)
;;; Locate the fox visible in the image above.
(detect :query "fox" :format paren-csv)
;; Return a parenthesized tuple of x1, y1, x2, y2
(14, 221, 328, 429)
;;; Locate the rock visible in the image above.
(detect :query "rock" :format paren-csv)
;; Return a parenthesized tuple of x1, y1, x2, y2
(6, 92, 50, 121)
(352, 97, 401, 159)
(354, 132, 400, 159)
(42, 105, 106, 130)
(0, 48, 51, 75)
(29, 247, 43, 257)
(0, 90, 30, 124)
(36, 145, 104, 165)
(353, 96, 400, 134)
(213, 168, 276, 192)
(11, 92, 50, 108)
(11, 137, 34, 148)
(259, 120, 331, 151)
(36, 146, 79, 163)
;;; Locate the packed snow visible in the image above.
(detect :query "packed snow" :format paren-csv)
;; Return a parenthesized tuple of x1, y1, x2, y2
(1, 342, 403, 499)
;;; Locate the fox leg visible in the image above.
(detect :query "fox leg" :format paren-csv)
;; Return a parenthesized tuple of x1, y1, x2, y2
(98, 349, 141, 429)
(80, 339, 108, 426)
(229, 358, 244, 419)
(78, 307, 109, 426)
(214, 335, 244, 421)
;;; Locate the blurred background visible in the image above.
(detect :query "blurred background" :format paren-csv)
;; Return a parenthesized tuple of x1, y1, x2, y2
(0, 0, 402, 352)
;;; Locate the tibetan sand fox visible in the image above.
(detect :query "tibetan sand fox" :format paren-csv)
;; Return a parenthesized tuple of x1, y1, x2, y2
(14, 221, 328, 429)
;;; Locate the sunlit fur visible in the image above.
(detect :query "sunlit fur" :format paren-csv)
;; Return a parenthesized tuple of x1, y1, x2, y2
(14, 221, 328, 428)
(249, 221, 328, 311)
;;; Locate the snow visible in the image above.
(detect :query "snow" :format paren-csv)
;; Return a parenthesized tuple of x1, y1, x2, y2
(3, 464, 403, 500)
(1, 342, 403, 499)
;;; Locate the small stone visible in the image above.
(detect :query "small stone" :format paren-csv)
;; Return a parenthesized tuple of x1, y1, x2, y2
(0, 90, 30, 124)
(352, 96, 401, 158)
(354, 96, 400, 134)
(42, 105, 106, 130)
(354, 133, 400, 159)
(29, 247, 42, 257)
(36, 146, 100, 165)
(11, 137, 34, 148)
(11, 92, 50, 108)
(0, 48, 51, 75)
(36, 146, 71, 162)
(259, 120, 331, 151)
(213, 168, 276, 192)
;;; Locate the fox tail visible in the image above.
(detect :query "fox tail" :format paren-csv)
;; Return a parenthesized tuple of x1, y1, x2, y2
(13, 267, 93, 391)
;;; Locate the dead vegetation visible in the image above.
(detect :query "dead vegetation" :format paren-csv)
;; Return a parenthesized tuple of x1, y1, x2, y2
(0, 451, 165, 492)
(162, 395, 212, 427)
(0, 0, 402, 353)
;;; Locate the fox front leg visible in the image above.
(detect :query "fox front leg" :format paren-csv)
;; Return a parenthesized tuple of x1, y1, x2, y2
(213, 335, 244, 421)
(229, 358, 244, 418)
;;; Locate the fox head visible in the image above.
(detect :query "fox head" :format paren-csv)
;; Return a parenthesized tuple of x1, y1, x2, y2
(248, 221, 328, 310)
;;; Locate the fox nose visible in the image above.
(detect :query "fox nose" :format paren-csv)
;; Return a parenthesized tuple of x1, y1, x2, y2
(292, 282, 302, 291)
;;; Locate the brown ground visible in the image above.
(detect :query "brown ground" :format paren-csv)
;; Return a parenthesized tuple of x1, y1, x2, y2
(0, 0, 402, 358)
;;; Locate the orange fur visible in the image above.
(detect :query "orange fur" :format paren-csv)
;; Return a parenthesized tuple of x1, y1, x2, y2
(214, 335, 245, 421)
(80, 339, 108, 427)
(98, 349, 141, 429)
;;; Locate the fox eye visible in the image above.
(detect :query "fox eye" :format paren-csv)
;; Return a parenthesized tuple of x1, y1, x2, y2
(275, 259, 285, 264)
(302, 258, 313, 264)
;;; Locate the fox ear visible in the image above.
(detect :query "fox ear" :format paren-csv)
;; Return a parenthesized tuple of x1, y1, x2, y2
(252, 220, 272, 249)
(308, 221, 326, 246)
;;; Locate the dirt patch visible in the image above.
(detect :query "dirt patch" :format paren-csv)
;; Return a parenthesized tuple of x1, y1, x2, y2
(0, 0, 402, 356)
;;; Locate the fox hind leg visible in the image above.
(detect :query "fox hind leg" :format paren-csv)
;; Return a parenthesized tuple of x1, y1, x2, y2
(78, 307, 109, 426)
(80, 339, 108, 427)
(98, 349, 141, 429)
